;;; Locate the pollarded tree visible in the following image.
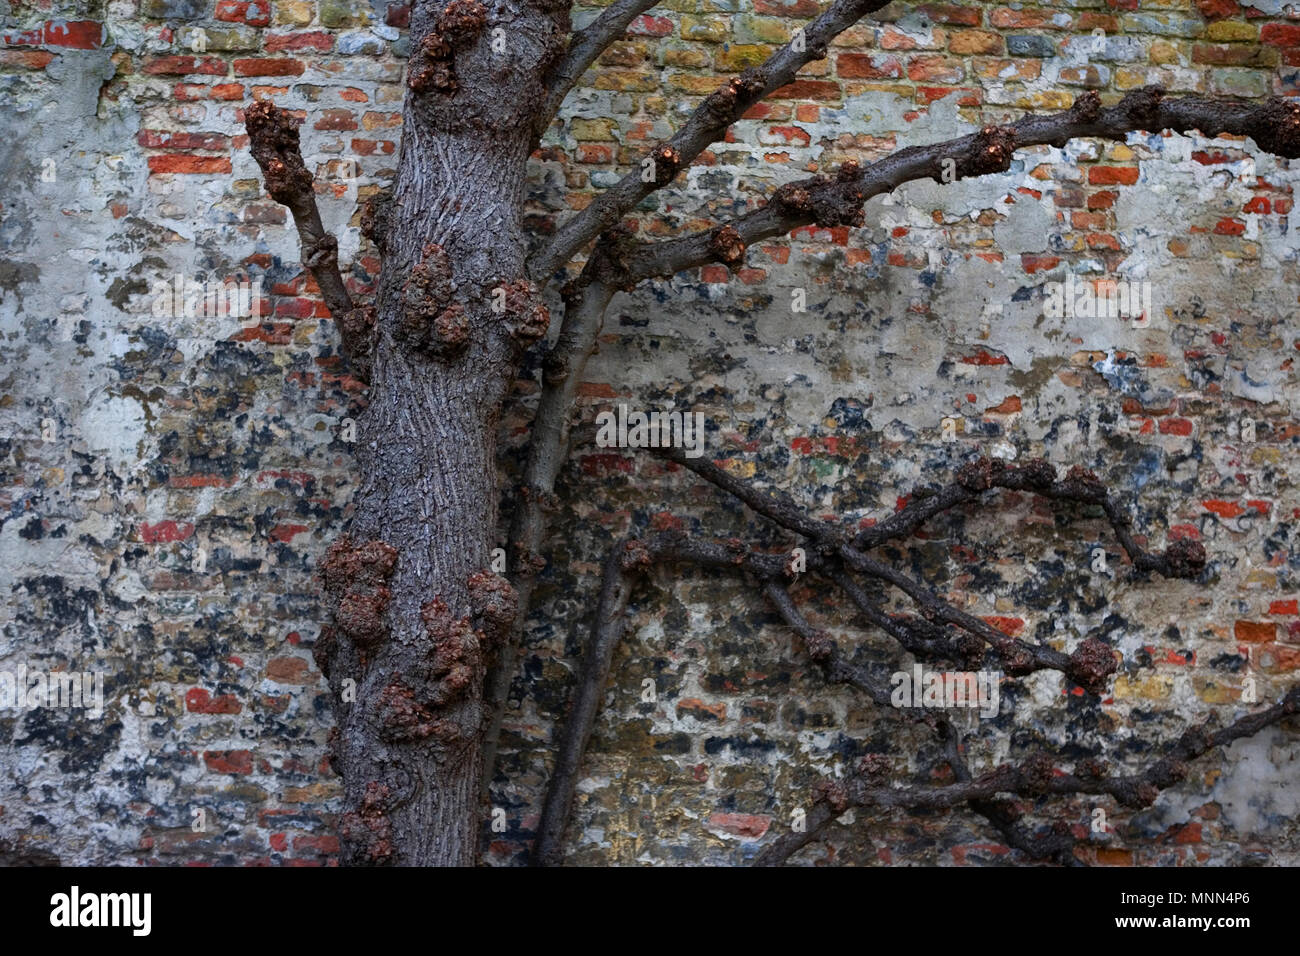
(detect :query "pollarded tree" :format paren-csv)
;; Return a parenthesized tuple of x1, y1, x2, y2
(241, 0, 1300, 866)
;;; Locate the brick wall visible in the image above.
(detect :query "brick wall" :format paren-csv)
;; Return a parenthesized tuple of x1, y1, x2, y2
(2, 0, 1299, 865)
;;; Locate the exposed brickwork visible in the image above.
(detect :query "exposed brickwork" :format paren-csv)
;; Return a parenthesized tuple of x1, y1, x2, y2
(2, 0, 1300, 867)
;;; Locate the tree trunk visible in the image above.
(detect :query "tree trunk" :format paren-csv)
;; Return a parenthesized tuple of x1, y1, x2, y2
(311, 0, 565, 865)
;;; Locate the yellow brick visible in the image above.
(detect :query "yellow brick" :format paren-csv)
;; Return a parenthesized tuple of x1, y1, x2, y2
(1116, 68, 1154, 90)
(664, 47, 711, 69)
(1112, 673, 1174, 700)
(1207, 20, 1258, 42)
(571, 118, 618, 141)
(1024, 90, 1074, 110)
(1192, 676, 1240, 705)
(715, 43, 774, 70)
(275, 0, 313, 26)
(722, 458, 757, 479)
(669, 73, 724, 94)
(1243, 569, 1278, 589)
(681, 15, 730, 42)
(1149, 40, 1181, 65)
(594, 69, 661, 91)
(842, 81, 913, 99)
(739, 15, 792, 44)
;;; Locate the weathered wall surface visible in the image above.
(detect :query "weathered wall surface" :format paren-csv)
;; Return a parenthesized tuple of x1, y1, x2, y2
(1, 0, 1298, 866)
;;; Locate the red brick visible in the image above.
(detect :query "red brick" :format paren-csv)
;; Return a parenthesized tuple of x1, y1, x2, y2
(960, 348, 1009, 366)
(628, 14, 673, 36)
(576, 143, 613, 163)
(766, 125, 811, 145)
(0, 50, 55, 69)
(916, 3, 981, 26)
(203, 750, 254, 774)
(269, 523, 309, 543)
(1089, 166, 1140, 186)
(676, 698, 727, 721)
(266, 657, 311, 683)
(1158, 417, 1193, 436)
(1021, 253, 1061, 274)
(292, 834, 340, 854)
(990, 7, 1058, 29)
(706, 812, 772, 838)
(140, 520, 195, 543)
(836, 53, 903, 79)
(350, 138, 395, 155)
(906, 55, 964, 83)
(983, 616, 1024, 636)
(147, 154, 233, 174)
(186, 688, 242, 714)
(234, 58, 304, 77)
(916, 85, 981, 105)
(1235, 620, 1276, 643)
(1269, 600, 1298, 616)
(1202, 499, 1245, 519)
(172, 83, 211, 100)
(1, 27, 42, 45)
(754, 0, 820, 16)
(770, 79, 841, 100)
(314, 108, 358, 131)
(138, 129, 231, 150)
(143, 55, 226, 76)
(385, 1, 410, 28)
(43, 20, 103, 49)
(1196, 0, 1240, 19)
(216, 0, 271, 26)
(1261, 23, 1300, 47)
(265, 31, 334, 52)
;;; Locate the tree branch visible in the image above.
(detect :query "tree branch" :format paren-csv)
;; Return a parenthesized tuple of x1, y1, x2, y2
(244, 102, 356, 321)
(853, 457, 1206, 579)
(754, 686, 1300, 866)
(481, 276, 618, 791)
(617, 88, 1300, 282)
(527, 0, 896, 282)
(535, 0, 662, 143)
(652, 446, 1124, 690)
(532, 537, 635, 866)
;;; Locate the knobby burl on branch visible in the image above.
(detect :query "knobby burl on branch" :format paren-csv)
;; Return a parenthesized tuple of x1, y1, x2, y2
(240, 0, 1300, 866)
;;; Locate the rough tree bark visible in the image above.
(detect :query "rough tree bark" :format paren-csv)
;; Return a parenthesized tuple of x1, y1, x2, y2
(241, 0, 1300, 866)
(249, 0, 566, 865)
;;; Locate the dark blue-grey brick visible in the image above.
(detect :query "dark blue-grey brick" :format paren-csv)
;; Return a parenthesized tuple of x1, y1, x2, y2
(1007, 34, 1058, 58)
